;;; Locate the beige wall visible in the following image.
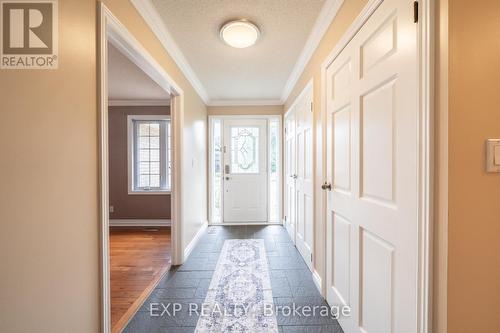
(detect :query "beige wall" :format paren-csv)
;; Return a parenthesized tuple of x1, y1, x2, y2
(208, 105, 283, 116)
(284, 0, 368, 287)
(0, 0, 207, 331)
(108, 106, 171, 220)
(447, 0, 500, 331)
(0, 1, 99, 332)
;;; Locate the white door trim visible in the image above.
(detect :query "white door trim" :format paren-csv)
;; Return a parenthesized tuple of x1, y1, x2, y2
(319, 1, 435, 333)
(208, 115, 283, 225)
(98, 3, 184, 332)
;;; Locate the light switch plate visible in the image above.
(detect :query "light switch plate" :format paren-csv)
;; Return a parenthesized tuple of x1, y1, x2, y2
(486, 139, 500, 173)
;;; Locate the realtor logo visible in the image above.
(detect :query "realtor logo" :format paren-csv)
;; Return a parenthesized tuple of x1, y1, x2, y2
(1, 0, 58, 69)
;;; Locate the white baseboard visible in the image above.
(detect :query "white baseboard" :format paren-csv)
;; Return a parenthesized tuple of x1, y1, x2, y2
(183, 221, 208, 262)
(312, 269, 323, 295)
(109, 219, 171, 227)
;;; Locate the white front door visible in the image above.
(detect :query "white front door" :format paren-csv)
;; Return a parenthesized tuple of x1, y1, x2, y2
(285, 84, 314, 270)
(223, 119, 268, 222)
(325, 0, 419, 332)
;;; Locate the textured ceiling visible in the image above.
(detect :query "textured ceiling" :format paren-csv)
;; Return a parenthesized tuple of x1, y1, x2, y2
(151, 0, 325, 102)
(108, 42, 170, 101)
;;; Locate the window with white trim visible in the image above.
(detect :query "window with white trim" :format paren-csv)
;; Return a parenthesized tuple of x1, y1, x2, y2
(128, 115, 171, 193)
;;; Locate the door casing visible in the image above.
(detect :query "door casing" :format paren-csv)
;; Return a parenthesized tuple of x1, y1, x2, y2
(98, 4, 184, 332)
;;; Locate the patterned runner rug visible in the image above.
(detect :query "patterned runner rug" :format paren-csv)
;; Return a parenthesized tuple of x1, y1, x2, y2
(195, 239, 278, 332)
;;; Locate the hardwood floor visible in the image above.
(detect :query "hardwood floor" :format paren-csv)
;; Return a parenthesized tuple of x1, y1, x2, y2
(110, 227, 171, 333)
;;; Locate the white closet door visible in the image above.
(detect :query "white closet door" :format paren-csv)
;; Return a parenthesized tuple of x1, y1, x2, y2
(325, 0, 419, 332)
(295, 85, 314, 270)
(285, 83, 314, 271)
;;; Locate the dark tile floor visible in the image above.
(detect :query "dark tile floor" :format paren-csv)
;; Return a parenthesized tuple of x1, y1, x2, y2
(124, 225, 344, 333)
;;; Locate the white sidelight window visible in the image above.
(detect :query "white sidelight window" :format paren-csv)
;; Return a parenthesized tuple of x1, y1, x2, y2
(127, 115, 171, 194)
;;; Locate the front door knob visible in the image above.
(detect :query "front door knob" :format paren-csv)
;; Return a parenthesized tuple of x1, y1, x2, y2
(321, 182, 332, 191)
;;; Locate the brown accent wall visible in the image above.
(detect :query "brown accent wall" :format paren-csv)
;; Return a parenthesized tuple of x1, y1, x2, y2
(108, 105, 171, 219)
(448, 0, 500, 331)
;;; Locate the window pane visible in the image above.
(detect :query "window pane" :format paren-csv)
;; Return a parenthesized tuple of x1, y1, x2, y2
(139, 137, 149, 149)
(269, 119, 279, 222)
(139, 123, 150, 136)
(139, 175, 149, 187)
(230, 127, 259, 174)
(149, 123, 160, 136)
(211, 119, 222, 223)
(150, 175, 160, 188)
(150, 162, 160, 175)
(150, 136, 160, 149)
(139, 149, 150, 162)
(139, 162, 150, 175)
(150, 149, 160, 162)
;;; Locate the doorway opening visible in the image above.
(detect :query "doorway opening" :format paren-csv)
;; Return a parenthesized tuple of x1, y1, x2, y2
(106, 38, 172, 332)
(98, 4, 184, 333)
(209, 115, 282, 224)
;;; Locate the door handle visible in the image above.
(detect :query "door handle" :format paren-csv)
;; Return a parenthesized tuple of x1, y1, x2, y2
(321, 182, 332, 191)
(293, 174, 298, 179)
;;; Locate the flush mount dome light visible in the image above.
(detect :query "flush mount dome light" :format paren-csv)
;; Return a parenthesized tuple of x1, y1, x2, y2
(220, 20, 260, 48)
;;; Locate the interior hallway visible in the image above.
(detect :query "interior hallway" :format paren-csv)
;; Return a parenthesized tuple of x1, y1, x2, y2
(123, 225, 342, 333)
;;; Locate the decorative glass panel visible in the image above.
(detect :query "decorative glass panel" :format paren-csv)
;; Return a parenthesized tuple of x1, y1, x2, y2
(211, 119, 222, 223)
(230, 126, 259, 174)
(269, 119, 279, 222)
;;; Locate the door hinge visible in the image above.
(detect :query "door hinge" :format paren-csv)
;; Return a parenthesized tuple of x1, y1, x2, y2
(310, 253, 313, 262)
(223, 145, 227, 153)
(284, 215, 287, 222)
(310, 102, 314, 112)
(413, 1, 419, 23)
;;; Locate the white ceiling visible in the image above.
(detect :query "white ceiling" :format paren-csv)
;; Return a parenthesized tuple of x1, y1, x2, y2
(150, 0, 326, 103)
(108, 42, 170, 101)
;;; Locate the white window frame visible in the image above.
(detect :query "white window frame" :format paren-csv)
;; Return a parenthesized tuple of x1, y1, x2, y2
(127, 114, 171, 194)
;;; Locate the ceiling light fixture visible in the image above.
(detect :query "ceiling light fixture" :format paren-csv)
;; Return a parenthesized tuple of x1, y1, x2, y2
(220, 20, 260, 48)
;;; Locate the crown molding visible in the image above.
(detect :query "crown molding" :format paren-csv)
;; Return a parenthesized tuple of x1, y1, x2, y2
(280, 0, 344, 104)
(208, 99, 283, 107)
(130, 0, 209, 104)
(108, 99, 170, 107)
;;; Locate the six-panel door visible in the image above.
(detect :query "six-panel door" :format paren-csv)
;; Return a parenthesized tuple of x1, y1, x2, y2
(326, 0, 419, 332)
